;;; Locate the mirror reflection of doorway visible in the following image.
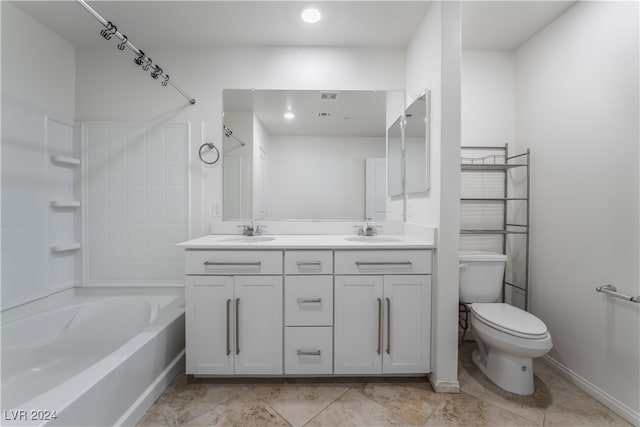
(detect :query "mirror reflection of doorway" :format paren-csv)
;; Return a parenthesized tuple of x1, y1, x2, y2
(366, 157, 386, 220)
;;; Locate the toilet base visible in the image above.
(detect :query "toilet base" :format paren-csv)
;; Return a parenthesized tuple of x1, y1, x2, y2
(472, 347, 534, 395)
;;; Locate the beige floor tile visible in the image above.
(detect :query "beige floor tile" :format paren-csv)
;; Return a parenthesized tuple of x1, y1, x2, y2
(425, 393, 539, 427)
(136, 403, 170, 427)
(250, 383, 349, 427)
(305, 387, 411, 426)
(544, 373, 632, 427)
(155, 375, 251, 426)
(359, 381, 445, 425)
(211, 395, 290, 427)
(458, 342, 551, 425)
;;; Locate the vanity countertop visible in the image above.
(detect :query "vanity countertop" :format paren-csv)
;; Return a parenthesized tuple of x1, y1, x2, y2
(178, 234, 435, 250)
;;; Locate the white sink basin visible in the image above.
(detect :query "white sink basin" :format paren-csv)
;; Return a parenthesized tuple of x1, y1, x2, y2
(344, 236, 403, 243)
(220, 236, 276, 243)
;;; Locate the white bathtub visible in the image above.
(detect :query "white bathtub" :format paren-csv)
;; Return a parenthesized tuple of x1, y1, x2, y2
(1, 288, 185, 426)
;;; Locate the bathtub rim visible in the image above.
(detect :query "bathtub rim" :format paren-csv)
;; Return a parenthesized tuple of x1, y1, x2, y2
(1, 286, 185, 425)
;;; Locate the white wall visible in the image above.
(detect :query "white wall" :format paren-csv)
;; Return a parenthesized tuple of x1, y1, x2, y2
(462, 51, 515, 148)
(403, 1, 462, 391)
(267, 136, 385, 220)
(516, 1, 639, 422)
(1, 2, 75, 120)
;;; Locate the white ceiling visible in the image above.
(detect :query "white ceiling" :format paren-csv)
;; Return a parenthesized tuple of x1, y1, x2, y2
(12, 1, 575, 51)
(11, 1, 432, 49)
(462, 1, 575, 50)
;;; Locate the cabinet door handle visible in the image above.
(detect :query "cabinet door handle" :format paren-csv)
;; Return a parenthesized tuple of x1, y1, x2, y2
(297, 298, 322, 304)
(355, 261, 412, 266)
(235, 298, 240, 355)
(296, 350, 321, 356)
(296, 261, 321, 266)
(204, 261, 262, 267)
(377, 298, 382, 355)
(386, 297, 391, 355)
(226, 298, 231, 356)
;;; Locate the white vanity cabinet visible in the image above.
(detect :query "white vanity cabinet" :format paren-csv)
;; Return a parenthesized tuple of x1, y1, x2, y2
(334, 250, 432, 375)
(283, 250, 334, 375)
(185, 250, 283, 375)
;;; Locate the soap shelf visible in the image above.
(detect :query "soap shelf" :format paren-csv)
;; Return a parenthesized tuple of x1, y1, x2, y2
(51, 201, 81, 208)
(51, 242, 81, 253)
(51, 155, 81, 166)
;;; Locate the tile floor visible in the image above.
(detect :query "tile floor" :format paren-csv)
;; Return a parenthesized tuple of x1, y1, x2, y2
(137, 342, 631, 426)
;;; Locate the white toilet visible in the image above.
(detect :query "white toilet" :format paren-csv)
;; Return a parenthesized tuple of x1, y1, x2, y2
(460, 250, 552, 395)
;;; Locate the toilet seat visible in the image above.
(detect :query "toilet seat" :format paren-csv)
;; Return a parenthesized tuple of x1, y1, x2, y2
(471, 303, 548, 340)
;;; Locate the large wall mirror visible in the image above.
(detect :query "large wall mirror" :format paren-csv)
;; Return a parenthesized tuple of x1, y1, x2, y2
(404, 90, 430, 194)
(222, 89, 403, 221)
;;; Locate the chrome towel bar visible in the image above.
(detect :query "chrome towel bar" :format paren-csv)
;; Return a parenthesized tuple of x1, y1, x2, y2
(596, 285, 640, 303)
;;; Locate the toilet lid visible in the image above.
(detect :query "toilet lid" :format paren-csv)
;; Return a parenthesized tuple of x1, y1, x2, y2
(471, 303, 548, 339)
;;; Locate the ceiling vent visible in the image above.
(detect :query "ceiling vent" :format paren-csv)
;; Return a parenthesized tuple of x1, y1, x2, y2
(319, 91, 339, 101)
(317, 112, 331, 118)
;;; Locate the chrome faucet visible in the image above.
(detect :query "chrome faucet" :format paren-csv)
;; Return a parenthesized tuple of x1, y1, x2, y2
(239, 220, 263, 236)
(357, 219, 379, 236)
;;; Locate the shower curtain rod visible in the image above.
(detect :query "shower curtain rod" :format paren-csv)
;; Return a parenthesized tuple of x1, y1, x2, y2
(76, 0, 196, 105)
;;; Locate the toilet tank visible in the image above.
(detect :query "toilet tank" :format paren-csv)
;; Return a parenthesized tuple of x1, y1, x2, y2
(459, 251, 507, 303)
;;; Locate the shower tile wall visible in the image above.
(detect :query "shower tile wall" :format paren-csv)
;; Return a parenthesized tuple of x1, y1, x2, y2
(84, 123, 188, 284)
(1, 102, 79, 309)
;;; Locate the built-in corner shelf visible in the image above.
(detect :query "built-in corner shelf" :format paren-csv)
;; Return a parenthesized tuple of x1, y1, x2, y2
(51, 242, 81, 253)
(51, 201, 81, 209)
(51, 155, 81, 166)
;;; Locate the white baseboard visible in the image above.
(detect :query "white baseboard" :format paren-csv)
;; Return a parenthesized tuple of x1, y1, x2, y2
(117, 350, 186, 427)
(427, 373, 460, 393)
(542, 355, 639, 426)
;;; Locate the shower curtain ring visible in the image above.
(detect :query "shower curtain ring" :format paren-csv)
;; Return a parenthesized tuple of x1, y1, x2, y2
(117, 35, 128, 50)
(134, 50, 145, 66)
(142, 58, 152, 71)
(100, 21, 117, 40)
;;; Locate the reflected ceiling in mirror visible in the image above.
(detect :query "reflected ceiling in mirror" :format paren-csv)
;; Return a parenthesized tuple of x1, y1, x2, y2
(222, 89, 397, 221)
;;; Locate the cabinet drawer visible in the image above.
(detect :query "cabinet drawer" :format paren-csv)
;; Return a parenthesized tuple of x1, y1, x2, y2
(285, 250, 333, 275)
(334, 250, 431, 275)
(186, 250, 283, 275)
(285, 276, 333, 326)
(284, 327, 333, 375)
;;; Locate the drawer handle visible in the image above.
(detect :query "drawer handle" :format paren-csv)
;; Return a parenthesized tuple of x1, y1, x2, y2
(296, 350, 321, 356)
(355, 261, 412, 267)
(204, 261, 262, 267)
(297, 298, 322, 304)
(296, 261, 322, 267)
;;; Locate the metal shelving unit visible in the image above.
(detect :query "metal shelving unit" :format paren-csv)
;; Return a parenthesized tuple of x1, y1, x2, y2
(460, 144, 531, 310)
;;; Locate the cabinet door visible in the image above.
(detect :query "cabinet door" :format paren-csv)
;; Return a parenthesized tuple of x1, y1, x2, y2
(234, 275, 283, 375)
(186, 276, 234, 375)
(334, 275, 383, 374)
(382, 275, 431, 374)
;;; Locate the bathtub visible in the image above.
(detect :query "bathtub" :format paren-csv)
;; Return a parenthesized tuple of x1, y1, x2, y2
(1, 288, 185, 426)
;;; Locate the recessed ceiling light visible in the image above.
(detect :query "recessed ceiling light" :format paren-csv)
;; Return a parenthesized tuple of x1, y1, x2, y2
(284, 111, 295, 120)
(301, 6, 322, 24)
